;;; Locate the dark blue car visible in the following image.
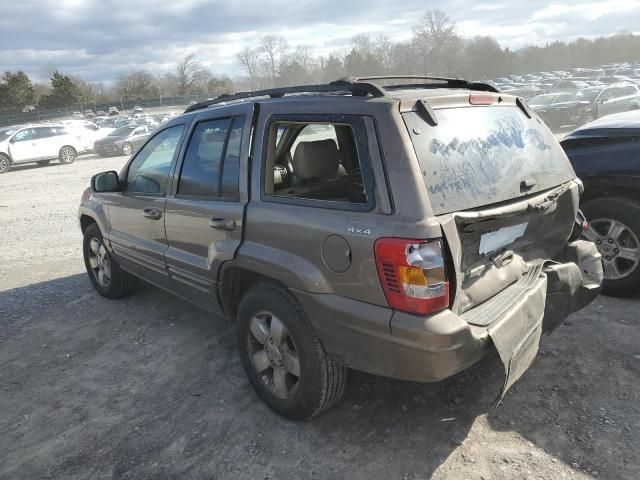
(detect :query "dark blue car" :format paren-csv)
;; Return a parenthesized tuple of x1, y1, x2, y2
(562, 111, 640, 297)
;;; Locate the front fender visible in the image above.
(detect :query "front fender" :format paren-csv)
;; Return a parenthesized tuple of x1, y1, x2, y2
(78, 188, 110, 241)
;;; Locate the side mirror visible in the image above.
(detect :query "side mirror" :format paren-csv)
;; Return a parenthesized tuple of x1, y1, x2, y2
(91, 171, 121, 192)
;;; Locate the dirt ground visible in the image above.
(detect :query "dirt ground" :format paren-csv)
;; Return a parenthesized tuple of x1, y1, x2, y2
(0, 155, 638, 480)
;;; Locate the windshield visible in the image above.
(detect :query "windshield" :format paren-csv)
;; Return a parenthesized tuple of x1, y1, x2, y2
(109, 126, 135, 136)
(573, 90, 601, 102)
(0, 128, 16, 140)
(403, 106, 575, 214)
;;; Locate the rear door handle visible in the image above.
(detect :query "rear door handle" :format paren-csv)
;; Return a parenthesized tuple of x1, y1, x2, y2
(143, 207, 162, 220)
(209, 217, 236, 231)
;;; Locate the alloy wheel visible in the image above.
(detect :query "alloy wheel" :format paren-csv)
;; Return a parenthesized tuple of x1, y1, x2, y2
(0, 156, 9, 173)
(122, 143, 132, 155)
(583, 218, 640, 280)
(87, 237, 112, 288)
(61, 147, 75, 163)
(247, 311, 301, 399)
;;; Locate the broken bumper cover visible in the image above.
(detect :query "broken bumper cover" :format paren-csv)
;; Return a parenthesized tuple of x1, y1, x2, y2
(292, 240, 602, 393)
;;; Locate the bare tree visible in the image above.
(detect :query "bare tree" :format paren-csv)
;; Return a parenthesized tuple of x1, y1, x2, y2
(260, 35, 288, 86)
(412, 9, 460, 75)
(237, 47, 261, 89)
(176, 53, 208, 95)
(290, 46, 314, 74)
(117, 70, 159, 99)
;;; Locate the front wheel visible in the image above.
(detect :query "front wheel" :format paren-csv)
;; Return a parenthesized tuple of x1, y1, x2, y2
(83, 223, 136, 299)
(121, 142, 133, 156)
(59, 146, 77, 164)
(582, 197, 640, 297)
(236, 283, 347, 420)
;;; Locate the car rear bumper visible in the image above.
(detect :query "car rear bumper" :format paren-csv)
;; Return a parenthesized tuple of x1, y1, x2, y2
(293, 240, 602, 385)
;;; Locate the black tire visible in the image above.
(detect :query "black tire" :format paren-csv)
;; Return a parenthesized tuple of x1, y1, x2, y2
(236, 283, 347, 420)
(59, 146, 77, 164)
(0, 154, 10, 174)
(37, 160, 51, 166)
(121, 142, 133, 156)
(582, 197, 640, 297)
(83, 222, 136, 299)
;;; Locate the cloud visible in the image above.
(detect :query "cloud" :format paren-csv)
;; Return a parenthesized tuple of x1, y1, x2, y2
(0, 0, 637, 82)
(531, 0, 640, 22)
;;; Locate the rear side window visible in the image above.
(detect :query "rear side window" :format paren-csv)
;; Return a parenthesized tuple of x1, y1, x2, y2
(177, 115, 244, 199)
(403, 106, 575, 215)
(263, 118, 370, 207)
(34, 127, 56, 139)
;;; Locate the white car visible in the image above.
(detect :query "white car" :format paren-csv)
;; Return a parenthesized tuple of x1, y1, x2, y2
(0, 124, 81, 173)
(60, 120, 111, 152)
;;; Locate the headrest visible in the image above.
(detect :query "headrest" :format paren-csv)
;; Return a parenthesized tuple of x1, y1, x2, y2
(292, 140, 339, 180)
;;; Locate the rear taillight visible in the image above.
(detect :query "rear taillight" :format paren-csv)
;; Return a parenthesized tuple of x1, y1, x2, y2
(374, 238, 449, 315)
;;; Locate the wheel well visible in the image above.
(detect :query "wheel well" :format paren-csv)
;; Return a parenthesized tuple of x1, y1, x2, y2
(80, 214, 96, 233)
(61, 145, 77, 154)
(220, 267, 287, 317)
(0, 152, 11, 163)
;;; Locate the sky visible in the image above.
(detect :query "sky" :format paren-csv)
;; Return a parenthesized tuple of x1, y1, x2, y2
(1, 0, 639, 83)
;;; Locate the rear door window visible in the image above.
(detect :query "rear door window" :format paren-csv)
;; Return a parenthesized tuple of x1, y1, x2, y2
(403, 106, 575, 215)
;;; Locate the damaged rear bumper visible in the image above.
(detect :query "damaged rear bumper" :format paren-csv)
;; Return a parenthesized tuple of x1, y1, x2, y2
(543, 239, 603, 333)
(293, 240, 602, 394)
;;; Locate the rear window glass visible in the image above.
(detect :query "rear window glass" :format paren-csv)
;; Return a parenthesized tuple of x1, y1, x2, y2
(403, 106, 575, 215)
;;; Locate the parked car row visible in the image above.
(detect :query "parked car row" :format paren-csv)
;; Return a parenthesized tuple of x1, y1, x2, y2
(488, 61, 640, 131)
(529, 83, 640, 131)
(0, 111, 176, 172)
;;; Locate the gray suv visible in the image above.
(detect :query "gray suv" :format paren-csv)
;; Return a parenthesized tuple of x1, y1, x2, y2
(79, 76, 603, 419)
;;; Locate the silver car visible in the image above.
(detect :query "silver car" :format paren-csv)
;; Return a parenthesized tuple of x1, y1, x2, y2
(0, 124, 80, 174)
(594, 83, 640, 118)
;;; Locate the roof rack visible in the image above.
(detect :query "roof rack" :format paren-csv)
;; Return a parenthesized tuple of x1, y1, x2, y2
(184, 81, 385, 113)
(184, 75, 500, 113)
(344, 75, 500, 93)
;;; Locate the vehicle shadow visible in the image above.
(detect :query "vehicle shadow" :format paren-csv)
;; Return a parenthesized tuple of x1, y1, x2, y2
(0, 275, 635, 479)
(2, 153, 125, 174)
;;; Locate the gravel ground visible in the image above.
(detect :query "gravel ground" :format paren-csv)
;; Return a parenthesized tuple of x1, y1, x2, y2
(0, 155, 638, 480)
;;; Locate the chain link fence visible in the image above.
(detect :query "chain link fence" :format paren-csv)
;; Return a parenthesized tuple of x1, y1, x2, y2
(0, 93, 213, 127)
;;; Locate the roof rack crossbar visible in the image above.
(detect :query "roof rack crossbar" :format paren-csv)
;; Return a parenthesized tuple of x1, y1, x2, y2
(184, 81, 386, 113)
(339, 75, 501, 94)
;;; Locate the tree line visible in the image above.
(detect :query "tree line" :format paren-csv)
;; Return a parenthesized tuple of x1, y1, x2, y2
(0, 54, 235, 114)
(237, 10, 640, 89)
(1, 9, 639, 113)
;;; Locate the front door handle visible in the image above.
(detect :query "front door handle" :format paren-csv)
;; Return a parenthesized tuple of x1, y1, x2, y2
(143, 207, 162, 220)
(209, 217, 236, 231)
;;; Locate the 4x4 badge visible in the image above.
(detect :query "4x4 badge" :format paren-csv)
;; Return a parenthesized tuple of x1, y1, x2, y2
(347, 227, 371, 235)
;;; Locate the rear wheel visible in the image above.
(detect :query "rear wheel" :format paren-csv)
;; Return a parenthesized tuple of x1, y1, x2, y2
(0, 154, 10, 174)
(582, 197, 640, 296)
(37, 160, 51, 166)
(83, 223, 136, 299)
(122, 142, 133, 156)
(59, 146, 76, 164)
(236, 283, 347, 420)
